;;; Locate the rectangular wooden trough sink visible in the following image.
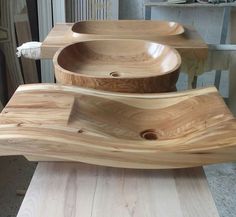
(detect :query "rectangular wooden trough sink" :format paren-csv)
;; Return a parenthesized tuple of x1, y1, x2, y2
(0, 84, 236, 169)
(41, 21, 208, 59)
(71, 20, 185, 40)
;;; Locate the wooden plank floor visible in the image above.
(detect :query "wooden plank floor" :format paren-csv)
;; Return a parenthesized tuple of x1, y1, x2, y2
(17, 162, 219, 217)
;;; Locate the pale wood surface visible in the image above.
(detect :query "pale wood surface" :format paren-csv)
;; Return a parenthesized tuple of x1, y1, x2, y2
(41, 23, 207, 59)
(54, 40, 181, 93)
(0, 84, 236, 168)
(16, 162, 219, 217)
(14, 81, 221, 215)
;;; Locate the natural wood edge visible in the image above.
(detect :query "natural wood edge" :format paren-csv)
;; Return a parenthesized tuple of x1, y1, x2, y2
(0, 84, 235, 168)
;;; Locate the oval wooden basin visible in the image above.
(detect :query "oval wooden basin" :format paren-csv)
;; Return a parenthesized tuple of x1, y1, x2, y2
(0, 84, 236, 169)
(71, 20, 185, 40)
(53, 40, 181, 93)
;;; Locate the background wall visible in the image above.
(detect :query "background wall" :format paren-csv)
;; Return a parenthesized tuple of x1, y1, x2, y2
(119, 0, 144, 19)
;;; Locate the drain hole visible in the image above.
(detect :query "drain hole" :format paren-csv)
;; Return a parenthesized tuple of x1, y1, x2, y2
(140, 129, 158, 140)
(110, 71, 120, 77)
(78, 129, 84, 133)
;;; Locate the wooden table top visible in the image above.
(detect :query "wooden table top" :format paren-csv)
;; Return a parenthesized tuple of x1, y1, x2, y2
(17, 162, 219, 217)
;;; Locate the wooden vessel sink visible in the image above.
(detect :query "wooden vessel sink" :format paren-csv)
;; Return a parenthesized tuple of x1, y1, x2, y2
(53, 40, 181, 93)
(0, 84, 236, 168)
(71, 20, 185, 40)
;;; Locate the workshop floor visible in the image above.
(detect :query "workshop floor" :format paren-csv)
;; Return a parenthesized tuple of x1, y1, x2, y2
(0, 156, 235, 217)
(0, 156, 36, 217)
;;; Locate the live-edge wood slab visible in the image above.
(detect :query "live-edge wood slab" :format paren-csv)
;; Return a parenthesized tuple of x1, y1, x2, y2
(0, 84, 236, 168)
(17, 162, 219, 217)
(41, 23, 208, 59)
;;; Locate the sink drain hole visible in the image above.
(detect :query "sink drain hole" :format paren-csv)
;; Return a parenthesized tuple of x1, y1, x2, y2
(109, 71, 120, 77)
(140, 129, 158, 140)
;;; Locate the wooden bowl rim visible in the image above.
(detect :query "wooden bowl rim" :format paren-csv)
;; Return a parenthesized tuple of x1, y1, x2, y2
(71, 20, 185, 36)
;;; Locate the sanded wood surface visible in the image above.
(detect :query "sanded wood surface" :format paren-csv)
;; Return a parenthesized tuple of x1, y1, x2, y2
(41, 23, 208, 59)
(16, 162, 219, 217)
(0, 84, 235, 168)
(54, 40, 181, 93)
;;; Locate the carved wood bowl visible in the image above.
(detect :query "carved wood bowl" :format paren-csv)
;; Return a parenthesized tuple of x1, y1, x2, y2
(53, 39, 181, 93)
(71, 20, 185, 40)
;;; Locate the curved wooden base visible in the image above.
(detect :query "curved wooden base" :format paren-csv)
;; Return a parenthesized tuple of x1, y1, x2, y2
(0, 84, 236, 168)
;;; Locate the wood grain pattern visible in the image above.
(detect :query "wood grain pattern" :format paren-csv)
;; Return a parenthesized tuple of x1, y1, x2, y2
(16, 162, 219, 217)
(0, 83, 235, 168)
(40, 23, 208, 59)
(53, 40, 181, 93)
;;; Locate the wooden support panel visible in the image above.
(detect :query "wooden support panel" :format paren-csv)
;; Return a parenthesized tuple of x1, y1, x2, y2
(17, 162, 219, 217)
